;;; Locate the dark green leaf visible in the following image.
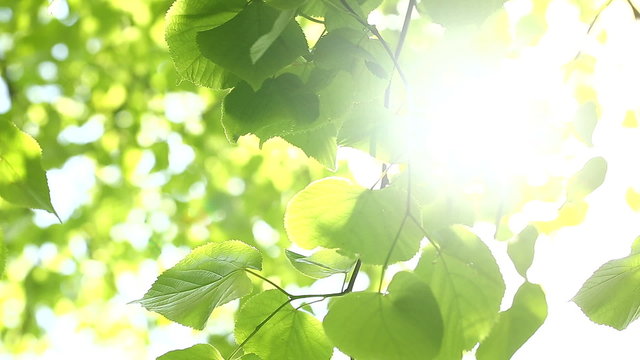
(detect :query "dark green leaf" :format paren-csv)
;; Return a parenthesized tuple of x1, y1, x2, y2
(476, 282, 547, 360)
(508, 225, 538, 278)
(573, 252, 640, 330)
(323, 271, 443, 360)
(222, 73, 319, 141)
(157, 344, 224, 360)
(250, 9, 296, 63)
(285, 177, 423, 264)
(197, 1, 308, 89)
(165, 0, 245, 88)
(414, 226, 505, 359)
(567, 156, 607, 202)
(285, 249, 355, 278)
(135, 240, 262, 330)
(235, 290, 332, 360)
(0, 120, 57, 216)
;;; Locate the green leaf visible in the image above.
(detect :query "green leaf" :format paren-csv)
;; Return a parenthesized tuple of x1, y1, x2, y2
(250, 9, 296, 64)
(285, 249, 355, 278)
(157, 344, 224, 360)
(197, 1, 308, 90)
(265, 0, 307, 10)
(566, 156, 607, 202)
(235, 290, 332, 360)
(418, 0, 506, 27)
(285, 177, 423, 264)
(240, 354, 262, 360)
(165, 0, 245, 88)
(573, 101, 598, 146)
(0, 228, 4, 278)
(281, 122, 338, 169)
(323, 271, 443, 360)
(135, 240, 262, 330)
(222, 73, 320, 142)
(414, 225, 505, 359)
(0, 120, 57, 215)
(573, 252, 640, 330)
(476, 282, 548, 360)
(507, 225, 538, 278)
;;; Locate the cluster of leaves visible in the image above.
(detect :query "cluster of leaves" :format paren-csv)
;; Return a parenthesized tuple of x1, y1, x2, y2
(3, 0, 640, 358)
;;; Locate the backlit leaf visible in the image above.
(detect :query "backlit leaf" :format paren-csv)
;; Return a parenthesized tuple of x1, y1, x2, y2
(573, 251, 640, 330)
(0, 228, 4, 278)
(323, 271, 443, 360)
(573, 102, 598, 146)
(285, 177, 423, 264)
(0, 120, 57, 215)
(157, 344, 224, 360)
(508, 225, 538, 278)
(285, 249, 355, 278)
(418, 0, 507, 26)
(414, 226, 505, 359)
(135, 240, 262, 330)
(235, 290, 332, 360)
(476, 282, 547, 360)
(165, 0, 245, 88)
(567, 156, 607, 202)
(197, 1, 308, 90)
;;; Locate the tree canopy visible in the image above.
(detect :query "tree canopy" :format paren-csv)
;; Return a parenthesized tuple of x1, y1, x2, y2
(2, 0, 640, 359)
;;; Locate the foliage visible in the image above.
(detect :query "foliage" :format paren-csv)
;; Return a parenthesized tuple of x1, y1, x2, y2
(2, 0, 640, 359)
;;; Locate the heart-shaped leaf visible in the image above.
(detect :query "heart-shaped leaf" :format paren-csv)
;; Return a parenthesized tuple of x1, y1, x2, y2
(285, 177, 423, 264)
(414, 226, 505, 359)
(235, 290, 332, 360)
(135, 240, 262, 330)
(323, 271, 443, 360)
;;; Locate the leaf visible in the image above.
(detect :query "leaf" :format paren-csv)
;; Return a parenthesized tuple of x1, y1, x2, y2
(165, 0, 245, 88)
(573, 252, 640, 330)
(282, 122, 338, 169)
(566, 156, 607, 202)
(323, 271, 443, 360)
(476, 282, 548, 360)
(134, 240, 262, 330)
(250, 9, 296, 64)
(235, 290, 332, 360)
(0, 120, 57, 216)
(414, 225, 505, 359)
(284, 177, 423, 264)
(197, 1, 308, 90)
(285, 249, 355, 278)
(0, 228, 4, 278)
(265, 0, 307, 10)
(507, 225, 538, 278)
(157, 344, 224, 360)
(573, 101, 598, 146)
(222, 73, 320, 142)
(418, 0, 506, 26)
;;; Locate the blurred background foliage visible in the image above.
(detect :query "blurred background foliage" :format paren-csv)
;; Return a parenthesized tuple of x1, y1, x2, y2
(2, 0, 640, 358)
(0, 0, 343, 357)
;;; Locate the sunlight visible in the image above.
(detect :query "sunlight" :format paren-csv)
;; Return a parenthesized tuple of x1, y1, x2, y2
(413, 55, 571, 185)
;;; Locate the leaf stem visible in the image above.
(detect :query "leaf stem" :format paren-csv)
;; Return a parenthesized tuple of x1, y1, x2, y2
(298, 12, 325, 24)
(244, 269, 292, 297)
